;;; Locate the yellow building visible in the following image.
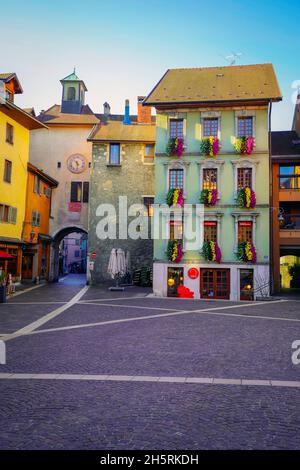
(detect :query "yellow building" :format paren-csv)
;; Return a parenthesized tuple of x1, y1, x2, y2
(0, 73, 46, 280)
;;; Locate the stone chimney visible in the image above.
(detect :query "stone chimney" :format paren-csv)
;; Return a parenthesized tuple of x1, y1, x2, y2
(103, 102, 111, 117)
(137, 96, 152, 124)
(123, 99, 131, 125)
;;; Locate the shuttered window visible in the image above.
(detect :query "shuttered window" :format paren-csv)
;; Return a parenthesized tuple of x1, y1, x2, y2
(0, 204, 17, 223)
(70, 182, 89, 203)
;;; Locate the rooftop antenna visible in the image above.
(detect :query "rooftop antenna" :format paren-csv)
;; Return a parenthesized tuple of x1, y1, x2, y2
(221, 51, 243, 66)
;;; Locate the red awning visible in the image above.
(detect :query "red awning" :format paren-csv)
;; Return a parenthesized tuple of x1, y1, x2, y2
(0, 250, 15, 259)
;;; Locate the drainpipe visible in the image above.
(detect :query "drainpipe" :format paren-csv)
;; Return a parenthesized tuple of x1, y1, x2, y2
(268, 99, 273, 295)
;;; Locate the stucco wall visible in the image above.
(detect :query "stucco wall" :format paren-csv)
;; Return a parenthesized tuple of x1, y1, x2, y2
(88, 142, 155, 283)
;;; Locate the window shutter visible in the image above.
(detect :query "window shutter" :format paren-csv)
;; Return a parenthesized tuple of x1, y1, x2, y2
(11, 207, 17, 224)
(70, 182, 79, 202)
(37, 212, 41, 227)
(83, 182, 89, 203)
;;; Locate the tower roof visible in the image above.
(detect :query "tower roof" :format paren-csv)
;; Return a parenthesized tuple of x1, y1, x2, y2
(60, 70, 87, 91)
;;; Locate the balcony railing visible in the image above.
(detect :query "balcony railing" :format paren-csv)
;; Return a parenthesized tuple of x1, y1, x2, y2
(280, 214, 300, 230)
(279, 175, 300, 190)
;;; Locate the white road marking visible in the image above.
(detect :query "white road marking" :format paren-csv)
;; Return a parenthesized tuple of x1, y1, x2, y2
(78, 301, 182, 312)
(7, 283, 45, 298)
(4, 302, 67, 305)
(25, 299, 298, 337)
(80, 295, 148, 303)
(2, 285, 89, 342)
(0, 373, 299, 388)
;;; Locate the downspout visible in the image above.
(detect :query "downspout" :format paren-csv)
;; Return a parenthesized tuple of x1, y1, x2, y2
(268, 99, 273, 295)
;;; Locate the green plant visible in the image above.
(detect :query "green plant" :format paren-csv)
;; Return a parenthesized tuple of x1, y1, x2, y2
(0, 270, 6, 286)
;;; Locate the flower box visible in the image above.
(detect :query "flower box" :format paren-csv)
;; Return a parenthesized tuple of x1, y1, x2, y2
(234, 136, 254, 155)
(166, 138, 184, 157)
(200, 189, 218, 206)
(237, 187, 256, 209)
(166, 188, 184, 207)
(202, 241, 222, 263)
(237, 242, 257, 263)
(167, 240, 183, 263)
(200, 137, 220, 157)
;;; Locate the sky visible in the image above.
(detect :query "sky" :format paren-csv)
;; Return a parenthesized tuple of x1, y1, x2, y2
(1, 0, 299, 130)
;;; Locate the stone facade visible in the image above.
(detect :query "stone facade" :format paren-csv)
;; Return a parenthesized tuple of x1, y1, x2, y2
(88, 139, 155, 283)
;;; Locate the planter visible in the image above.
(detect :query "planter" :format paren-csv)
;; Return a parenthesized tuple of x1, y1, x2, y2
(166, 138, 184, 157)
(200, 137, 220, 157)
(166, 188, 184, 207)
(234, 136, 254, 155)
(0, 285, 7, 303)
(237, 187, 256, 209)
(200, 189, 218, 206)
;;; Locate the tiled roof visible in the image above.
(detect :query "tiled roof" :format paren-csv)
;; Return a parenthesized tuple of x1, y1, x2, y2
(38, 104, 99, 125)
(144, 63, 282, 106)
(271, 131, 300, 156)
(88, 119, 156, 142)
(0, 72, 23, 94)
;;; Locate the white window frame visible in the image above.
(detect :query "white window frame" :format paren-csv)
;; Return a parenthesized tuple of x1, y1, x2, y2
(200, 111, 221, 140)
(231, 158, 259, 198)
(198, 159, 224, 199)
(231, 212, 259, 253)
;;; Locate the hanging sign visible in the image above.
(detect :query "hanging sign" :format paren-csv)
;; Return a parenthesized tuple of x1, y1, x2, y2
(188, 267, 199, 279)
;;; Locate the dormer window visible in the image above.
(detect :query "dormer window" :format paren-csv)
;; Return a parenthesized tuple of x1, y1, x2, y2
(67, 87, 76, 101)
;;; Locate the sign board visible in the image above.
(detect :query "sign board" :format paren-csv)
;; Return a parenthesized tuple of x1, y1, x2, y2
(90, 251, 97, 260)
(188, 267, 199, 279)
(68, 202, 82, 212)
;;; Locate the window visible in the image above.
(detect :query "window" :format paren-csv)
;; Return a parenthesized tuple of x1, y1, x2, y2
(33, 175, 42, 194)
(70, 182, 82, 203)
(204, 221, 217, 242)
(6, 123, 14, 144)
(31, 211, 41, 227)
(143, 197, 154, 217)
(74, 250, 80, 258)
(203, 118, 218, 137)
(169, 218, 183, 240)
(3, 160, 12, 183)
(203, 168, 217, 190)
(70, 182, 89, 203)
(170, 119, 183, 139)
(279, 165, 300, 189)
(67, 87, 76, 101)
(237, 168, 252, 189)
(144, 144, 155, 163)
(238, 221, 253, 243)
(0, 205, 17, 223)
(57, 162, 61, 168)
(237, 117, 253, 137)
(169, 169, 184, 189)
(109, 143, 120, 165)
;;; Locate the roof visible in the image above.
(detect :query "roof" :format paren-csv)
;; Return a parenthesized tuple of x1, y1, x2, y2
(271, 131, 300, 157)
(38, 104, 99, 125)
(88, 119, 156, 142)
(23, 107, 36, 117)
(0, 97, 47, 130)
(27, 163, 59, 187)
(144, 63, 282, 106)
(0, 73, 23, 94)
(60, 71, 88, 91)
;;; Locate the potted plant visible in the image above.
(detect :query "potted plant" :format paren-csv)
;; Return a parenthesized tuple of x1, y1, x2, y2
(200, 188, 218, 206)
(202, 241, 222, 263)
(166, 188, 184, 207)
(166, 137, 184, 157)
(200, 137, 220, 157)
(0, 269, 7, 303)
(234, 136, 254, 155)
(167, 240, 183, 263)
(237, 187, 256, 208)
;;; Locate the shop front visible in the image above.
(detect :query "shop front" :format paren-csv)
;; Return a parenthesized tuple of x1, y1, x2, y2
(0, 242, 22, 281)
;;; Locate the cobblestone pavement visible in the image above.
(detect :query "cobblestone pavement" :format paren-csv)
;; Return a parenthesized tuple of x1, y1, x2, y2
(0, 275, 300, 449)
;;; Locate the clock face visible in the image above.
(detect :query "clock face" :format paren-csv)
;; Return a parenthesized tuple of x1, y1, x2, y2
(67, 154, 87, 174)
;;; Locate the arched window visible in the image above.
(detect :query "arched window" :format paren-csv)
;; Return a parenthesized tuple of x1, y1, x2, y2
(67, 87, 76, 101)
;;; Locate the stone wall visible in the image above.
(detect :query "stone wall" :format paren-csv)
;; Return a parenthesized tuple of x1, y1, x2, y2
(88, 142, 154, 283)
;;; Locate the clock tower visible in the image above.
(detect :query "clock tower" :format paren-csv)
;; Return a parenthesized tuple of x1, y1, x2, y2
(60, 69, 87, 114)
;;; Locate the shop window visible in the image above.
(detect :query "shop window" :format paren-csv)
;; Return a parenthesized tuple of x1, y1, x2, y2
(167, 267, 184, 297)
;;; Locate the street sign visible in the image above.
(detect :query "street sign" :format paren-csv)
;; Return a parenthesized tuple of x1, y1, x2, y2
(90, 251, 97, 260)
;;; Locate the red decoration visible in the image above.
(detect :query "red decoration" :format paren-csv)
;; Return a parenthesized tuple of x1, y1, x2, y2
(177, 285, 194, 298)
(68, 202, 82, 212)
(90, 251, 97, 260)
(188, 267, 199, 279)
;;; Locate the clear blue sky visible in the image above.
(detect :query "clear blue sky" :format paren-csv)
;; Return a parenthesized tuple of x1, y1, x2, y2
(1, 0, 299, 130)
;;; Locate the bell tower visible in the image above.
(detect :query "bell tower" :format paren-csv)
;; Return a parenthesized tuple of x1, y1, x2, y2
(60, 69, 87, 114)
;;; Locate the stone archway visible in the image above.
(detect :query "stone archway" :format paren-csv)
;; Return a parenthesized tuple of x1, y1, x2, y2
(50, 226, 88, 282)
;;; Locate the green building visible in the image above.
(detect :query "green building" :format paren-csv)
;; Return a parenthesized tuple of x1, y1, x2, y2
(144, 64, 281, 300)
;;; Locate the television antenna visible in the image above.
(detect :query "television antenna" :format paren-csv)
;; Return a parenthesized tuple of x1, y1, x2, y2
(221, 51, 243, 65)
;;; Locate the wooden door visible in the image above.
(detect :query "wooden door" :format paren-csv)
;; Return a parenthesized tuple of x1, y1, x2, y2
(22, 255, 33, 279)
(200, 268, 230, 300)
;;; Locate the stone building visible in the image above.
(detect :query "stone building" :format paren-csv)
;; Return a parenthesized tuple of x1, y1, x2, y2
(87, 97, 155, 283)
(29, 71, 99, 280)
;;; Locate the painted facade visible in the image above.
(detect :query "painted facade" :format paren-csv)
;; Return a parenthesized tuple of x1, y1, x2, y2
(87, 97, 155, 283)
(29, 71, 99, 280)
(22, 163, 58, 280)
(0, 73, 46, 280)
(144, 64, 282, 300)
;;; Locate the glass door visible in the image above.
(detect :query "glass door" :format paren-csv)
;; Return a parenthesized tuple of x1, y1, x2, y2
(167, 267, 184, 297)
(240, 269, 254, 300)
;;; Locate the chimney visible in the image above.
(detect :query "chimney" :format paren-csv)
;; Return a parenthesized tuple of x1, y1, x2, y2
(103, 102, 110, 117)
(123, 99, 131, 125)
(137, 96, 152, 124)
